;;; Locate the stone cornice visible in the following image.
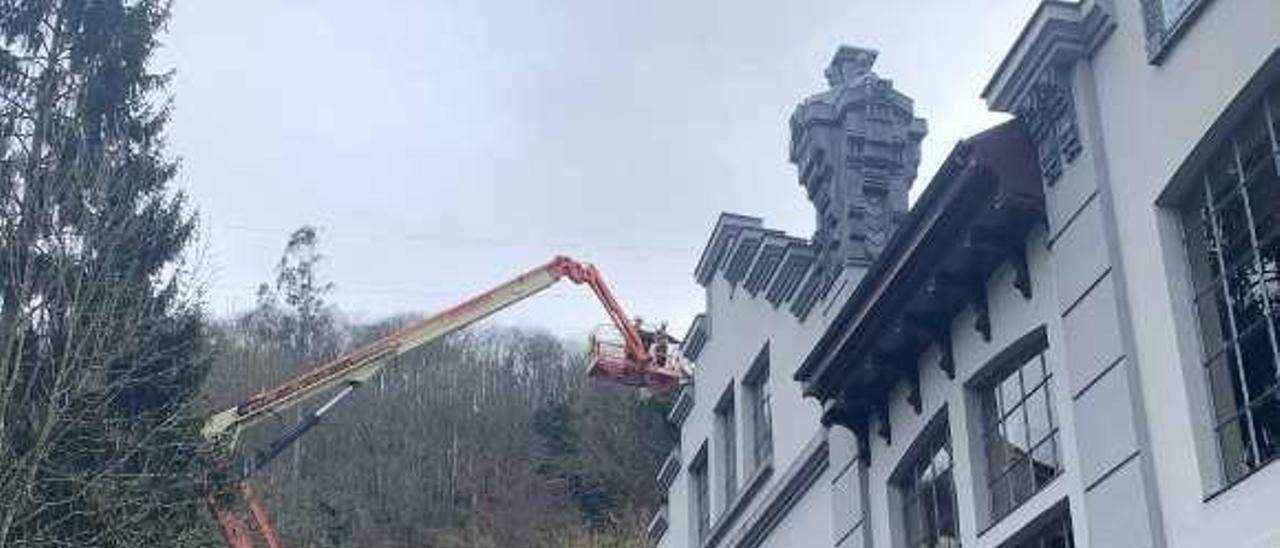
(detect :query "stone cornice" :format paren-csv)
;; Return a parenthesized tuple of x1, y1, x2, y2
(682, 313, 709, 361)
(982, 0, 1115, 113)
(695, 213, 765, 286)
(647, 502, 669, 541)
(668, 380, 695, 426)
(656, 446, 681, 493)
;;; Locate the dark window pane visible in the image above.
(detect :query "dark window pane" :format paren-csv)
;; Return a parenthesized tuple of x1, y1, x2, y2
(1226, 257, 1269, 335)
(1236, 325, 1278, 401)
(903, 492, 923, 545)
(1040, 523, 1072, 548)
(1207, 149, 1242, 203)
(1236, 114, 1273, 181)
(1216, 193, 1253, 267)
(1244, 156, 1278, 245)
(1184, 192, 1223, 291)
(921, 483, 939, 547)
(1251, 392, 1280, 463)
(935, 470, 959, 541)
(1263, 237, 1280, 348)
(1270, 90, 1280, 139)
(898, 424, 958, 548)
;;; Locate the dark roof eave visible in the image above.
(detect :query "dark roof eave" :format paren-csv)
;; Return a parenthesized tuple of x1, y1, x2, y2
(796, 121, 1044, 400)
(795, 161, 989, 397)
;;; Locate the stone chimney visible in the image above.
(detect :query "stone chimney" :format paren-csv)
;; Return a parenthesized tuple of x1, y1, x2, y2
(790, 46, 928, 271)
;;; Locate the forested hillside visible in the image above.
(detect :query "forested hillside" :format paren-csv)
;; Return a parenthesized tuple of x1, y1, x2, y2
(202, 228, 675, 548)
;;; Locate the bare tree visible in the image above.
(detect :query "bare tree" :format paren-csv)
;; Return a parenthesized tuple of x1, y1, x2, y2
(207, 315, 670, 548)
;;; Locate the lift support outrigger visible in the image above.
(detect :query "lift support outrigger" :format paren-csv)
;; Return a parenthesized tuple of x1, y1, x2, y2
(201, 256, 688, 548)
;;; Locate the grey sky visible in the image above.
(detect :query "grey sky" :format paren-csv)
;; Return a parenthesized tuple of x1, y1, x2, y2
(166, 0, 1038, 338)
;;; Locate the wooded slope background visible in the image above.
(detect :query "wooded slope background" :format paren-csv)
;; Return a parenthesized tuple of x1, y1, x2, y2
(204, 228, 675, 548)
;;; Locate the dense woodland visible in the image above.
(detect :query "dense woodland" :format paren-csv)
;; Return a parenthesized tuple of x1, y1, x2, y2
(0, 2, 672, 547)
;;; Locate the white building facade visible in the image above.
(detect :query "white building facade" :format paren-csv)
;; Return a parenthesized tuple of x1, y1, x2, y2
(654, 2, 1280, 548)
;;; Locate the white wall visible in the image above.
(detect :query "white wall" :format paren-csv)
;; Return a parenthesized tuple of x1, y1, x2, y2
(664, 261, 860, 547)
(844, 224, 1085, 548)
(663, 3, 1280, 547)
(1083, 0, 1280, 546)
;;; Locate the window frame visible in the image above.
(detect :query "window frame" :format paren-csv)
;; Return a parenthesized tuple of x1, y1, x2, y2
(743, 345, 773, 473)
(714, 382, 738, 511)
(689, 442, 710, 545)
(891, 411, 961, 548)
(1139, 0, 1214, 64)
(1177, 82, 1280, 491)
(1003, 506, 1075, 548)
(973, 328, 1062, 525)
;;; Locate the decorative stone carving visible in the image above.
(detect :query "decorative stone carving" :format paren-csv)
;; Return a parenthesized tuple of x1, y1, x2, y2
(824, 47, 877, 87)
(1016, 66, 1081, 186)
(790, 46, 927, 275)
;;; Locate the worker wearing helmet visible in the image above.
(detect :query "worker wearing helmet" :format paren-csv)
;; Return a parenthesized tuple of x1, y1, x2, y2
(652, 322, 682, 368)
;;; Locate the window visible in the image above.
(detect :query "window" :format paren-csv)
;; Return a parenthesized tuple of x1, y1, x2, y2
(744, 348, 773, 471)
(690, 444, 710, 544)
(1180, 83, 1280, 486)
(1008, 512, 1074, 548)
(896, 419, 960, 548)
(981, 339, 1060, 522)
(715, 385, 738, 507)
(1140, 0, 1210, 62)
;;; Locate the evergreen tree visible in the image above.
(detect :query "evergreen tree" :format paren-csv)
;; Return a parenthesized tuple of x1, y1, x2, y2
(0, 1, 215, 546)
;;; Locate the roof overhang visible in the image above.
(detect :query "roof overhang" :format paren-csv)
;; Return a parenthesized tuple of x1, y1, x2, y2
(694, 213, 764, 286)
(982, 0, 1115, 112)
(794, 121, 1044, 428)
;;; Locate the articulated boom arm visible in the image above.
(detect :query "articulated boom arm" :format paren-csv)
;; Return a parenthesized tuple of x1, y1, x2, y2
(202, 256, 675, 443)
(544, 257, 651, 366)
(203, 256, 686, 548)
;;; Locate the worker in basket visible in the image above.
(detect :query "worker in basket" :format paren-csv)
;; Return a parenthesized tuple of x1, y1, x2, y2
(634, 317, 681, 368)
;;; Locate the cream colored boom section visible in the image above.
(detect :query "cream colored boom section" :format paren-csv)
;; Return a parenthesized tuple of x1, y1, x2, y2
(202, 264, 563, 442)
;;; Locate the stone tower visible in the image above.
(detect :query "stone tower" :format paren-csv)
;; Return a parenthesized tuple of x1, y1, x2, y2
(789, 46, 927, 270)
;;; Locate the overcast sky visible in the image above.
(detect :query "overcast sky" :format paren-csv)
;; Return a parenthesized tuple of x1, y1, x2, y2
(165, 0, 1039, 339)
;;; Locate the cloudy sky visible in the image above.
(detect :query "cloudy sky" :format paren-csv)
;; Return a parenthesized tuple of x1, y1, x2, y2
(164, 0, 1039, 338)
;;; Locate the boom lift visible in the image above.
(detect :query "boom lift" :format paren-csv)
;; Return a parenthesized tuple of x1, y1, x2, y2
(202, 256, 688, 548)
